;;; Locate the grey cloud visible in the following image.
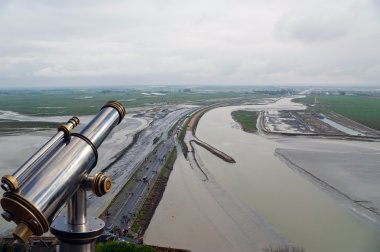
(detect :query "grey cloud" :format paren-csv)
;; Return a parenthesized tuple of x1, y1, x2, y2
(277, 19, 347, 43)
(0, 0, 379, 87)
(275, 10, 349, 43)
(371, 0, 380, 13)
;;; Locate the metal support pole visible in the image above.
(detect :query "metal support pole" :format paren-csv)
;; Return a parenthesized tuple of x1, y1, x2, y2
(67, 188, 86, 225)
(51, 188, 105, 252)
(57, 241, 95, 252)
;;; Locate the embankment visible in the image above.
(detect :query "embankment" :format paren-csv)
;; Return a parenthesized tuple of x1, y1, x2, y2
(186, 104, 235, 164)
(190, 139, 235, 163)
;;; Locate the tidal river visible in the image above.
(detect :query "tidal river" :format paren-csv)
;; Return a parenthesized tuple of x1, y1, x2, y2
(195, 104, 380, 252)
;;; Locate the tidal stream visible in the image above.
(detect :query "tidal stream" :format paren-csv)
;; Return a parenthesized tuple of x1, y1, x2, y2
(195, 103, 380, 252)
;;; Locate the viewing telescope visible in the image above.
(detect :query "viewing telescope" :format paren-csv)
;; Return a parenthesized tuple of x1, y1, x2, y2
(0, 101, 126, 251)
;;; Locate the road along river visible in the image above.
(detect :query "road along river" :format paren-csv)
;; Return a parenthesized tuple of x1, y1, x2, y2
(146, 97, 380, 252)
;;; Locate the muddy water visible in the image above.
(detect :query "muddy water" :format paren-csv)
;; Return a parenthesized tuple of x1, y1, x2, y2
(195, 105, 380, 252)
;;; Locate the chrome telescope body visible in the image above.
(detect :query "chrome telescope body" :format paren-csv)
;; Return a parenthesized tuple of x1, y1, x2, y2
(1, 116, 80, 192)
(0, 101, 126, 246)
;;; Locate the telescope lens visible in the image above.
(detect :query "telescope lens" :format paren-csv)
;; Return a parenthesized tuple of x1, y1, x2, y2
(1, 175, 19, 192)
(1, 183, 10, 191)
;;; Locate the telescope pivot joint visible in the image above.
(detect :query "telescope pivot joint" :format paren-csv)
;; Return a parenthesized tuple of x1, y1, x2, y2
(83, 172, 112, 197)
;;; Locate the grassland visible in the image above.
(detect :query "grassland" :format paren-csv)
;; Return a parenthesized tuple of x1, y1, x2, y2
(293, 95, 380, 131)
(0, 121, 60, 134)
(0, 88, 285, 134)
(231, 110, 258, 133)
(0, 89, 265, 116)
(95, 241, 155, 252)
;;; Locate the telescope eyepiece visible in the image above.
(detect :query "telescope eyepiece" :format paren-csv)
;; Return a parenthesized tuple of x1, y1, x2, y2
(1, 175, 18, 192)
(68, 116, 80, 127)
(101, 100, 126, 124)
(1, 183, 10, 192)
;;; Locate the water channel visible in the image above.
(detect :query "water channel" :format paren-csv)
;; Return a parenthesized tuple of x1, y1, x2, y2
(195, 103, 380, 252)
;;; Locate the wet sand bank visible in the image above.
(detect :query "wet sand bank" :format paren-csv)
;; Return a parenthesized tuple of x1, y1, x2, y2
(275, 141, 380, 225)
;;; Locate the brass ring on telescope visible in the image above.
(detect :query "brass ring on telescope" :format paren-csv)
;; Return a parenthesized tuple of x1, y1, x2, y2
(103, 177, 112, 193)
(58, 116, 80, 138)
(101, 100, 126, 124)
(68, 116, 80, 127)
(93, 173, 102, 197)
(71, 133, 98, 168)
(58, 124, 71, 138)
(1, 192, 49, 243)
(1, 175, 18, 191)
(92, 173, 112, 197)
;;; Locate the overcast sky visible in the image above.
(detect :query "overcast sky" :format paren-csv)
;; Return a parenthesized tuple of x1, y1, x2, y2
(0, 0, 379, 87)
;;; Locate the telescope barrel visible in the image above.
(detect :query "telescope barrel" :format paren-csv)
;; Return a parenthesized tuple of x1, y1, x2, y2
(1, 117, 80, 192)
(0, 101, 125, 243)
(80, 104, 122, 148)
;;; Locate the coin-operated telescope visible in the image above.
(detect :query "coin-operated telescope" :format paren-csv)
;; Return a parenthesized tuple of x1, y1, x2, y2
(0, 101, 126, 251)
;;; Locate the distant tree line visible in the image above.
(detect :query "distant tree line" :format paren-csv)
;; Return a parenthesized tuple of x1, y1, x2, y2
(253, 89, 296, 95)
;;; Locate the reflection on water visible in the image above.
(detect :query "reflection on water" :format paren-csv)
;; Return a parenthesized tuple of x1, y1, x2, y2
(195, 105, 380, 252)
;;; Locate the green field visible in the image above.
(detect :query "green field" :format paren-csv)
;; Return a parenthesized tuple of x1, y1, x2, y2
(293, 95, 380, 131)
(0, 89, 266, 116)
(0, 87, 288, 134)
(231, 110, 258, 133)
(0, 121, 60, 134)
(95, 241, 154, 252)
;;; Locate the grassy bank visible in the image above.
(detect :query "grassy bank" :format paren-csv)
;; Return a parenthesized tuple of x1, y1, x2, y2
(178, 104, 218, 157)
(293, 95, 380, 131)
(96, 241, 155, 252)
(189, 104, 220, 135)
(178, 118, 189, 157)
(231, 110, 258, 133)
(96, 242, 190, 252)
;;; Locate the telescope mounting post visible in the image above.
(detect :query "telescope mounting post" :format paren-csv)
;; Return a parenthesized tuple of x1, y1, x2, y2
(51, 172, 111, 252)
(0, 101, 125, 250)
